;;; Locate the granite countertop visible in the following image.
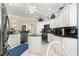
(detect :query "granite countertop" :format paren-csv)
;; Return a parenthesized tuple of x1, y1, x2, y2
(10, 32, 41, 37)
(10, 32, 20, 35)
(28, 34, 41, 37)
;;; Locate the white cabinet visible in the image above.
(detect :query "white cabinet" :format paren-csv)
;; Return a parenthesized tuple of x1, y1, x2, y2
(28, 36, 42, 54)
(69, 4, 77, 26)
(48, 34, 77, 56)
(62, 6, 70, 26)
(8, 33, 20, 49)
(36, 4, 77, 55)
(50, 4, 77, 28)
(48, 34, 63, 43)
(49, 4, 77, 56)
(63, 38, 77, 56)
(50, 6, 70, 28)
(63, 4, 77, 27)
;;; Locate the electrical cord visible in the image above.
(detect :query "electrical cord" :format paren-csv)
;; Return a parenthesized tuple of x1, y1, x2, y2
(1, 3, 10, 56)
(5, 15, 10, 56)
(7, 15, 11, 56)
(1, 15, 10, 56)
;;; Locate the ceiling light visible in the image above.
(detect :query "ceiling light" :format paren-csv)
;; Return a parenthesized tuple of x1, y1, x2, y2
(28, 6, 39, 13)
(48, 9, 51, 11)
(8, 3, 18, 6)
(9, 4, 13, 6)
(29, 10, 34, 13)
(24, 5, 40, 14)
(32, 6, 36, 9)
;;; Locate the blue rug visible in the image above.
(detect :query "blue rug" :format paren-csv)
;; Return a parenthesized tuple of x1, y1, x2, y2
(9, 43, 28, 56)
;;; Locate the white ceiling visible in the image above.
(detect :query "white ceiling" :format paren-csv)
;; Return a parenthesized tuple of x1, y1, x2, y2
(1, 3, 64, 21)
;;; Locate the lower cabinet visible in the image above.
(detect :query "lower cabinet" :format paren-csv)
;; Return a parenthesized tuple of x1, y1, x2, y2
(48, 34, 77, 56)
(28, 36, 42, 54)
(63, 38, 77, 56)
(42, 33, 48, 43)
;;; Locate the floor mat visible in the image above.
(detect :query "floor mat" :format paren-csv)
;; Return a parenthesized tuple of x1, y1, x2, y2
(9, 43, 28, 56)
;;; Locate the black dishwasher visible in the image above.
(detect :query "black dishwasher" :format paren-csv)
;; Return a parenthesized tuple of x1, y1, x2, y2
(20, 25, 29, 43)
(41, 24, 51, 43)
(20, 31, 28, 43)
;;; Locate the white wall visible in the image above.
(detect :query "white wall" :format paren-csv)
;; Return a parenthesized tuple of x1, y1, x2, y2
(8, 15, 37, 34)
(36, 21, 50, 34)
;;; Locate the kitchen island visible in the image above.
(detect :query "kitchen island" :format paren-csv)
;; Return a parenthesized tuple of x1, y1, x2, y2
(28, 34, 42, 54)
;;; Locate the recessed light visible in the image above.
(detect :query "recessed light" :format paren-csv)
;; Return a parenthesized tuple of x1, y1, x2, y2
(9, 3, 13, 6)
(8, 3, 18, 6)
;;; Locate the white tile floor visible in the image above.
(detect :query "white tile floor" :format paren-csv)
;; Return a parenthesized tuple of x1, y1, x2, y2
(21, 41, 73, 56)
(21, 42, 49, 56)
(8, 34, 77, 56)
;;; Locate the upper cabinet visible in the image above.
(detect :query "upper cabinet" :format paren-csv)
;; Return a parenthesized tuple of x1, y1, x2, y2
(60, 4, 77, 27)
(50, 4, 77, 28)
(62, 4, 70, 27)
(69, 4, 77, 26)
(63, 4, 77, 26)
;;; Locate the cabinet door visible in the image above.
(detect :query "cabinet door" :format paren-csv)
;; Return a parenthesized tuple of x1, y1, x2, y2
(62, 6, 70, 27)
(50, 4, 77, 28)
(63, 4, 77, 26)
(63, 38, 77, 56)
(69, 4, 77, 26)
(52, 7, 70, 28)
(28, 36, 42, 54)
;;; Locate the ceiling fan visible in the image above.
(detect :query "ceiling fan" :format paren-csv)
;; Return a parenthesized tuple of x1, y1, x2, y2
(24, 5, 40, 14)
